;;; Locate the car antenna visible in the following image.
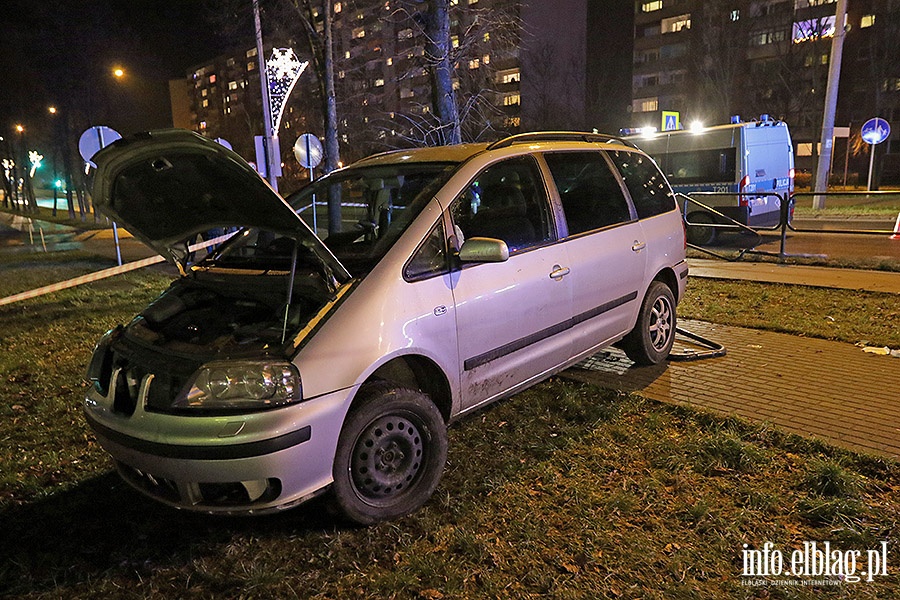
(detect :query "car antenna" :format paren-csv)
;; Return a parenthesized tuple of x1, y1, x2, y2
(281, 237, 301, 344)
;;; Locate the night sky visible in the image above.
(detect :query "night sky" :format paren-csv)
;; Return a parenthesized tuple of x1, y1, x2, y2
(0, 0, 234, 137)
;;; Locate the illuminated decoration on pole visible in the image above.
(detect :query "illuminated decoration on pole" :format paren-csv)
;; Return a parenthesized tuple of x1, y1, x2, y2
(28, 151, 43, 177)
(265, 48, 308, 134)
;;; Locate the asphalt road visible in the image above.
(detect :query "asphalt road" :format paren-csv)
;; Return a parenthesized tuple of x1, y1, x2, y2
(710, 217, 900, 264)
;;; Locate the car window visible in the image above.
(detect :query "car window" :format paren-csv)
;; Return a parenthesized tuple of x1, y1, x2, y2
(404, 219, 447, 280)
(450, 157, 554, 253)
(543, 151, 632, 235)
(606, 150, 677, 219)
(285, 163, 457, 275)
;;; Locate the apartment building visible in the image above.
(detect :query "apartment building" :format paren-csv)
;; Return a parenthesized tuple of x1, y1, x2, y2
(631, 0, 899, 180)
(174, 0, 632, 183)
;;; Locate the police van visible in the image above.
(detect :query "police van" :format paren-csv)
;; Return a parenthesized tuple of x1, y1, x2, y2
(629, 116, 794, 245)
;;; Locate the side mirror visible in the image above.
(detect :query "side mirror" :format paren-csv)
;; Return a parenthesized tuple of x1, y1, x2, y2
(458, 237, 509, 263)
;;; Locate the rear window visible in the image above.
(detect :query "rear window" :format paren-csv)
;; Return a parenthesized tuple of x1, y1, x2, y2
(607, 150, 677, 219)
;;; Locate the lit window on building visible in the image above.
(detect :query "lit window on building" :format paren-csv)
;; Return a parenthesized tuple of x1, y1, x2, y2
(375, 78, 385, 86)
(248, 62, 256, 71)
(202, 88, 208, 97)
(247, 48, 257, 58)
(503, 92, 520, 106)
(641, 1, 662, 12)
(339, 70, 346, 78)
(334, 2, 342, 12)
(353, 27, 365, 38)
(731, 10, 740, 21)
(199, 121, 207, 130)
(202, 99, 209, 108)
(796, 0, 835, 7)
(398, 28, 413, 40)
(861, 14, 875, 28)
(793, 16, 835, 43)
(452, 80, 460, 90)
(483, 32, 490, 42)
(226, 58, 235, 67)
(345, 51, 351, 59)
(483, 54, 490, 65)
(505, 116, 521, 128)
(632, 97, 659, 113)
(401, 87, 414, 98)
(452, 35, 459, 48)
(450, 0, 458, 4)
(469, 59, 480, 69)
(497, 68, 520, 84)
(751, 29, 787, 46)
(228, 81, 238, 90)
(387, 57, 393, 66)
(661, 14, 691, 34)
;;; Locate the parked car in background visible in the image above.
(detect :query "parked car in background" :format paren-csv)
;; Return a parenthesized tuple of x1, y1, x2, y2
(84, 129, 688, 524)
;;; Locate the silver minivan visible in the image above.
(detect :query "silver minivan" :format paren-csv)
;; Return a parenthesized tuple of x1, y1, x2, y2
(84, 130, 688, 524)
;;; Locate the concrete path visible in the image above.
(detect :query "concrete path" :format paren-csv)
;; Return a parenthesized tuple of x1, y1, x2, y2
(566, 319, 900, 459)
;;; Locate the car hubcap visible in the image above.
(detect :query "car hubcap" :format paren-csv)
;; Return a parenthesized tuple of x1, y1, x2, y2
(649, 296, 673, 351)
(351, 414, 424, 500)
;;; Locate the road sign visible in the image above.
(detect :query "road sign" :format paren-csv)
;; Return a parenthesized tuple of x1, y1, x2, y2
(861, 117, 890, 145)
(293, 133, 324, 169)
(861, 118, 891, 191)
(662, 111, 680, 132)
(78, 126, 122, 167)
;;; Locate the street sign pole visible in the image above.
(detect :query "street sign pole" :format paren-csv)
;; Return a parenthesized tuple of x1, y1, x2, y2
(861, 117, 891, 191)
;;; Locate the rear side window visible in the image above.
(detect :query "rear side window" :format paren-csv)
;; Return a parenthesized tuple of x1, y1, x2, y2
(543, 152, 632, 235)
(450, 157, 555, 253)
(607, 150, 677, 219)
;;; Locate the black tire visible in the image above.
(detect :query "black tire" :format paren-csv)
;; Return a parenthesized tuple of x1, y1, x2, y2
(621, 281, 676, 366)
(686, 211, 718, 246)
(331, 383, 448, 525)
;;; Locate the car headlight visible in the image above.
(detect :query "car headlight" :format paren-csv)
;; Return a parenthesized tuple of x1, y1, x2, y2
(176, 361, 301, 410)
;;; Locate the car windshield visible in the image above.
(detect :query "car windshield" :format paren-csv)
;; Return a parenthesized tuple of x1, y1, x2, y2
(285, 162, 457, 274)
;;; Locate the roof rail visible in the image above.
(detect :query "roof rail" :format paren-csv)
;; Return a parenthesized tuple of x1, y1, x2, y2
(486, 131, 637, 151)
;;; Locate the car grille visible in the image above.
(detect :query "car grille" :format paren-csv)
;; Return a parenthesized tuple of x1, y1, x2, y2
(107, 337, 199, 416)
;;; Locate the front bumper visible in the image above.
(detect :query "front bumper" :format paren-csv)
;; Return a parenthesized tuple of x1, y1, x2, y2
(84, 379, 354, 514)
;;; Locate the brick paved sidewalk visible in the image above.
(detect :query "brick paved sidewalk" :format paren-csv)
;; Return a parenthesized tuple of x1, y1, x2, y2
(564, 319, 900, 459)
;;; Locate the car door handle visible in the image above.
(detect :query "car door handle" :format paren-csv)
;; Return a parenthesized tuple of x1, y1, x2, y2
(632, 241, 646, 252)
(549, 265, 570, 280)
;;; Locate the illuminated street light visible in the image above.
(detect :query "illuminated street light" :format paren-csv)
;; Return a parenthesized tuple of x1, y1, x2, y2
(15, 124, 24, 134)
(112, 66, 125, 78)
(48, 106, 57, 115)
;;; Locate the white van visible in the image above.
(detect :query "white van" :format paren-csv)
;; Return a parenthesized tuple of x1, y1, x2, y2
(630, 117, 794, 245)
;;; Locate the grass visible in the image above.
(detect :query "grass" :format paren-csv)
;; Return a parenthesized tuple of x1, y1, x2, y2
(679, 278, 900, 348)
(792, 190, 900, 218)
(1, 251, 899, 598)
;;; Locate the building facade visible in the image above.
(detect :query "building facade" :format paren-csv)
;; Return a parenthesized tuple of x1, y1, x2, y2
(174, 0, 629, 187)
(631, 0, 899, 182)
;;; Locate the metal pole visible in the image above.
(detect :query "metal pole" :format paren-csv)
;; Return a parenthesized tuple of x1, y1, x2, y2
(253, 0, 278, 192)
(867, 143, 875, 191)
(307, 134, 316, 232)
(812, 0, 847, 209)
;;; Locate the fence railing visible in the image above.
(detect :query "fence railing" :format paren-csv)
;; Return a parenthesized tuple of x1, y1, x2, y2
(680, 190, 900, 262)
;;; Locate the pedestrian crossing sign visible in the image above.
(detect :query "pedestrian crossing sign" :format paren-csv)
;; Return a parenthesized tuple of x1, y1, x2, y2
(662, 111, 680, 131)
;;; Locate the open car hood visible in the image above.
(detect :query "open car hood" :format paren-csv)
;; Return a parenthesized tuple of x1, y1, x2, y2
(91, 129, 347, 278)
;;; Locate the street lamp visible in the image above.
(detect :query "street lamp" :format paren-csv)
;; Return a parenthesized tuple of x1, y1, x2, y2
(112, 66, 125, 79)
